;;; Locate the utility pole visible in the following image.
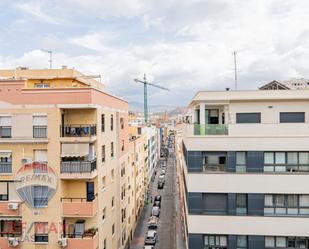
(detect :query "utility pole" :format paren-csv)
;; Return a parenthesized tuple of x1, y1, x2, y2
(233, 51, 237, 90)
(41, 49, 53, 69)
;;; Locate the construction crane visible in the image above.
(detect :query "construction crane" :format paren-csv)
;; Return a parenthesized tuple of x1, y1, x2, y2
(134, 74, 170, 124)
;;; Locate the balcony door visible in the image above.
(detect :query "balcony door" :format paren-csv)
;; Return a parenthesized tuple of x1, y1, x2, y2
(206, 109, 219, 124)
(86, 182, 95, 202)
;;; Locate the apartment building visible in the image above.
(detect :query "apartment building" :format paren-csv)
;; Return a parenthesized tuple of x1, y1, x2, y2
(0, 67, 136, 249)
(181, 87, 309, 249)
(146, 126, 160, 190)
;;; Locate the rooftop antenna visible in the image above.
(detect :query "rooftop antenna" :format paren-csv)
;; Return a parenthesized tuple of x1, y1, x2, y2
(41, 49, 53, 69)
(233, 51, 237, 90)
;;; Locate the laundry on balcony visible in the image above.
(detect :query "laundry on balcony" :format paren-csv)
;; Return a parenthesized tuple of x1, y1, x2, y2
(61, 125, 96, 137)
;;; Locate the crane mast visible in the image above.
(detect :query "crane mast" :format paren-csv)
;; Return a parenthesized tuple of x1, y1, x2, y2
(134, 74, 170, 124)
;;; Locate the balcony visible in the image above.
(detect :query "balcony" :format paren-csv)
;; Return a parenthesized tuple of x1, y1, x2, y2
(0, 126, 11, 138)
(0, 236, 21, 249)
(60, 124, 96, 142)
(194, 124, 228, 135)
(60, 160, 97, 179)
(61, 196, 98, 217)
(0, 162, 12, 174)
(61, 230, 99, 249)
(0, 202, 21, 216)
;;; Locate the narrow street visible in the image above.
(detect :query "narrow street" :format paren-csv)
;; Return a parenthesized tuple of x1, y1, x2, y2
(130, 147, 185, 249)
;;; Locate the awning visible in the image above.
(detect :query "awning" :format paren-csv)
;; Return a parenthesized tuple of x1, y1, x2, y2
(0, 151, 12, 158)
(61, 143, 89, 157)
(0, 217, 22, 221)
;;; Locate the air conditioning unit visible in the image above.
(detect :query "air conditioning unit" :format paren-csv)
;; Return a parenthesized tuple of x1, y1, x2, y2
(57, 238, 68, 248)
(8, 203, 19, 210)
(21, 157, 32, 164)
(8, 237, 19, 247)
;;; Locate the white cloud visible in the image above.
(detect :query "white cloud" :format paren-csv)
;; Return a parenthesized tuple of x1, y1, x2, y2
(3, 0, 309, 106)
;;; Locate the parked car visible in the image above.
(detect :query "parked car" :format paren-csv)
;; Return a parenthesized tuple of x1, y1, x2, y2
(148, 216, 159, 230)
(158, 174, 165, 180)
(151, 206, 160, 217)
(154, 195, 162, 202)
(144, 246, 154, 249)
(145, 230, 157, 245)
(158, 180, 164, 189)
(153, 200, 161, 207)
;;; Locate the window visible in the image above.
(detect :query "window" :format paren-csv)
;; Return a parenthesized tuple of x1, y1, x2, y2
(34, 150, 48, 164)
(112, 224, 115, 236)
(103, 238, 107, 249)
(111, 115, 114, 131)
(34, 83, 50, 88)
(236, 113, 261, 123)
(102, 177, 106, 190)
(203, 154, 226, 172)
(280, 112, 305, 123)
(101, 114, 105, 132)
(203, 194, 227, 214)
(236, 152, 246, 172)
(204, 235, 227, 249)
(111, 169, 115, 182)
(102, 145, 105, 163)
(236, 194, 247, 215)
(206, 109, 219, 124)
(0, 182, 8, 200)
(34, 222, 48, 243)
(111, 196, 115, 208)
(102, 208, 106, 222)
(121, 139, 125, 151)
(33, 115, 47, 138)
(111, 142, 114, 157)
(120, 117, 124, 129)
(33, 186, 48, 208)
(0, 116, 12, 138)
(266, 237, 309, 248)
(237, 236, 247, 249)
(264, 152, 309, 172)
(264, 194, 309, 215)
(0, 152, 12, 174)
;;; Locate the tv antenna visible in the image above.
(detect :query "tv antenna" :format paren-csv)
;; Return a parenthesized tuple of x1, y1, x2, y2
(233, 51, 237, 90)
(41, 49, 53, 69)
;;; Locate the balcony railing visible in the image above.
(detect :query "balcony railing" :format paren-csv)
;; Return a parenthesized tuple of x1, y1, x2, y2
(0, 162, 12, 173)
(0, 126, 11, 138)
(61, 195, 98, 217)
(60, 160, 96, 173)
(203, 164, 226, 172)
(61, 125, 96, 137)
(33, 126, 47, 138)
(194, 124, 228, 135)
(61, 230, 99, 249)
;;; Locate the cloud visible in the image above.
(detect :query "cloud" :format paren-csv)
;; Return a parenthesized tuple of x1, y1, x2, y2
(14, 1, 63, 25)
(2, 0, 309, 107)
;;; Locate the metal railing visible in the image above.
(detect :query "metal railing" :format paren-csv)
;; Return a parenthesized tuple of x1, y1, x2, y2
(203, 164, 226, 172)
(60, 193, 98, 203)
(61, 229, 98, 239)
(0, 162, 12, 173)
(33, 126, 47, 138)
(194, 124, 228, 135)
(60, 124, 96, 137)
(60, 160, 96, 173)
(0, 126, 11, 138)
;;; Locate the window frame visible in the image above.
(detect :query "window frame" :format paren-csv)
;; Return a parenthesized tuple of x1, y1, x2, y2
(280, 112, 305, 123)
(236, 113, 261, 124)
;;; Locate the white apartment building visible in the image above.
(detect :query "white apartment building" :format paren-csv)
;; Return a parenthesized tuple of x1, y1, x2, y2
(181, 86, 309, 249)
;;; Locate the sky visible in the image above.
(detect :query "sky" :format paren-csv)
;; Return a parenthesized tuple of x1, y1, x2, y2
(1, 0, 309, 107)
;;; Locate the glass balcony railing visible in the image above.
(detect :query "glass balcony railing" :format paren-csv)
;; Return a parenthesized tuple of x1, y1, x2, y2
(194, 124, 228, 135)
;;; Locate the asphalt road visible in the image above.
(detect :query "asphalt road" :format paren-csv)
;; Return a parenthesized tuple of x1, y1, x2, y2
(130, 147, 184, 249)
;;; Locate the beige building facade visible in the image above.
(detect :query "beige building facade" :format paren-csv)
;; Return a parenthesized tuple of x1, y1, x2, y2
(0, 68, 143, 249)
